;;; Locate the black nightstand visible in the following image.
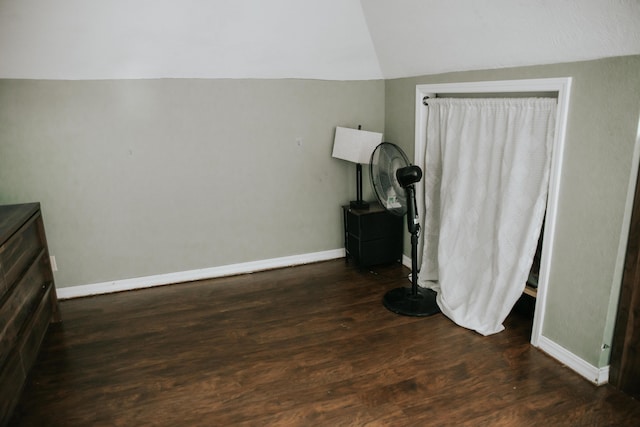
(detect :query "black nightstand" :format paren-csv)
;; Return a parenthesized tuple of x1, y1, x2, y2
(342, 203, 403, 267)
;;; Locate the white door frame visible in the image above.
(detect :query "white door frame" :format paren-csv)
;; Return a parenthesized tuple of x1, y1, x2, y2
(414, 78, 572, 347)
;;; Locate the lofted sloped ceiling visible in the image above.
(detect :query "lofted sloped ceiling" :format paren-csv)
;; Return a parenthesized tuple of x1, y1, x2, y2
(363, 0, 640, 78)
(0, 0, 639, 81)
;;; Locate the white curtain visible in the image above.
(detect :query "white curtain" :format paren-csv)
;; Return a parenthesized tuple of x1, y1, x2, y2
(418, 98, 556, 335)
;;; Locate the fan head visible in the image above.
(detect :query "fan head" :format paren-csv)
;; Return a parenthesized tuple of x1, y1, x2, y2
(369, 142, 411, 216)
(396, 165, 422, 187)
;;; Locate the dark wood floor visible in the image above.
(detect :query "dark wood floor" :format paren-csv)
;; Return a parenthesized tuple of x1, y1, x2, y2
(9, 260, 640, 426)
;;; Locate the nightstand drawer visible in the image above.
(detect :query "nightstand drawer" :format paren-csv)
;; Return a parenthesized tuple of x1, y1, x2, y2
(347, 235, 402, 266)
(346, 210, 401, 240)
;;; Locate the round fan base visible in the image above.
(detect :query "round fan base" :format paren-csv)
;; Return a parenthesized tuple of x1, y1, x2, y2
(383, 286, 441, 317)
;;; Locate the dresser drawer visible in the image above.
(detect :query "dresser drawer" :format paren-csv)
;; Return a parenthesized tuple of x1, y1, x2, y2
(0, 283, 53, 426)
(0, 217, 44, 301)
(0, 252, 49, 369)
(0, 268, 5, 302)
(0, 350, 25, 426)
(19, 282, 53, 374)
(0, 203, 59, 426)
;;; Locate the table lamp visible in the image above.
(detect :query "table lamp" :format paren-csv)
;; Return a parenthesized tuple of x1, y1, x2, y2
(332, 126, 383, 210)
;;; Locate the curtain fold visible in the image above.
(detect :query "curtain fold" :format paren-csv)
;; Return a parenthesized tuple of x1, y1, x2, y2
(417, 98, 556, 335)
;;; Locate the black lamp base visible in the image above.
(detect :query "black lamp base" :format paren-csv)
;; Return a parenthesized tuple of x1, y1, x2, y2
(350, 200, 370, 210)
(383, 286, 441, 317)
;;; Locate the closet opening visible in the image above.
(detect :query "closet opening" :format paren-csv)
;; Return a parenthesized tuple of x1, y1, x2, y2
(430, 91, 556, 323)
(432, 90, 556, 300)
(515, 221, 544, 318)
(414, 78, 572, 346)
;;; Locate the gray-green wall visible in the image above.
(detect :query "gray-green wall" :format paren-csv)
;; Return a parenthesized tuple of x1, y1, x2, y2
(0, 78, 384, 286)
(2, 55, 638, 369)
(384, 55, 640, 367)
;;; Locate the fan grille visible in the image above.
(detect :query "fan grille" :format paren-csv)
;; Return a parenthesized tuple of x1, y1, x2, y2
(370, 142, 410, 216)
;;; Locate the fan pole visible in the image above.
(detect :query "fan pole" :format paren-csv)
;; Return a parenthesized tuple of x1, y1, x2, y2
(382, 183, 440, 317)
(407, 184, 421, 297)
(411, 224, 419, 297)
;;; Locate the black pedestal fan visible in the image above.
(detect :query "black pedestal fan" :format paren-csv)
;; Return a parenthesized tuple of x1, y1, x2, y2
(370, 142, 440, 317)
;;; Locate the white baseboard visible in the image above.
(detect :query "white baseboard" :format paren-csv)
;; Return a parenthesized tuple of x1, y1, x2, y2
(56, 248, 346, 300)
(537, 335, 609, 385)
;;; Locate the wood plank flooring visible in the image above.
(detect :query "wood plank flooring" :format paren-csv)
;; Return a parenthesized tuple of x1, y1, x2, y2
(9, 260, 640, 426)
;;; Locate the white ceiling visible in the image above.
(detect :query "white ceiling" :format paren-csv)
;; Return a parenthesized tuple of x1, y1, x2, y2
(363, 0, 640, 78)
(0, 0, 639, 80)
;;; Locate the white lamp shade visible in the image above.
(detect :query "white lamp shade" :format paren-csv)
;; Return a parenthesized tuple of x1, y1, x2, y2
(332, 126, 383, 164)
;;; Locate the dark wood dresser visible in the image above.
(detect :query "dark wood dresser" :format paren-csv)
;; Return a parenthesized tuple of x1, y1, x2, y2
(0, 203, 60, 425)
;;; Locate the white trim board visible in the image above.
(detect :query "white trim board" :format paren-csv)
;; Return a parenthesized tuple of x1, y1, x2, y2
(538, 336, 610, 385)
(56, 249, 345, 299)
